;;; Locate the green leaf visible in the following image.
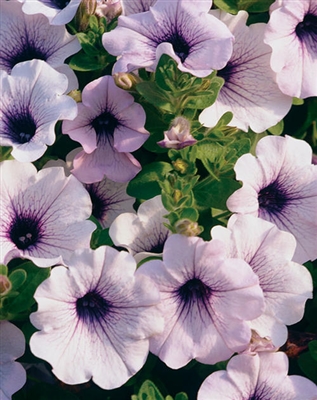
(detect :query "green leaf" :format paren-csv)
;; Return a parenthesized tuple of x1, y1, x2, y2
(214, 0, 274, 13)
(0, 264, 8, 276)
(127, 162, 173, 199)
(136, 82, 174, 112)
(184, 77, 224, 109)
(298, 351, 317, 384)
(267, 119, 284, 136)
(309, 340, 317, 362)
(174, 394, 189, 400)
(193, 177, 241, 210)
(178, 207, 199, 222)
(8, 269, 27, 291)
(135, 380, 165, 400)
(90, 228, 113, 249)
(69, 51, 106, 71)
(6, 262, 50, 316)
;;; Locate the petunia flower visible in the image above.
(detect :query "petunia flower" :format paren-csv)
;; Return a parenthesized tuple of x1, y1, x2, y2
(211, 215, 313, 347)
(102, 0, 234, 77)
(0, 321, 26, 400)
(264, 0, 317, 98)
(109, 195, 169, 263)
(0, 0, 80, 90)
(226, 135, 317, 264)
(95, 0, 122, 21)
(157, 116, 197, 150)
(18, 0, 81, 25)
(29, 246, 164, 389)
(137, 234, 265, 369)
(62, 75, 149, 183)
(0, 160, 95, 268)
(121, 0, 156, 15)
(197, 352, 317, 400)
(199, 10, 292, 133)
(0, 60, 77, 162)
(44, 149, 136, 229)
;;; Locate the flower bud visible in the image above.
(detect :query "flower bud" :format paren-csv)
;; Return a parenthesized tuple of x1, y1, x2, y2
(95, 0, 122, 21)
(0, 275, 11, 296)
(174, 219, 202, 237)
(157, 117, 197, 150)
(113, 72, 140, 90)
(172, 159, 188, 174)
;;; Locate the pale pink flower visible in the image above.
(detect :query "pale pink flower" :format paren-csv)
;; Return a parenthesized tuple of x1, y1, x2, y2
(18, 0, 81, 25)
(138, 234, 265, 369)
(227, 135, 317, 264)
(198, 352, 317, 400)
(0, 60, 77, 162)
(29, 246, 164, 389)
(211, 215, 313, 346)
(199, 10, 292, 133)
(0, 321, 26, 400)
(157, 117, 197, 149)
(121, 0, 156, 15)
(62, 75, 149, 183)
(264, 0, 317, 98)
(102, 0, 233, 77)
(109, 195, 169, 262)
(0, 160, 95, 268)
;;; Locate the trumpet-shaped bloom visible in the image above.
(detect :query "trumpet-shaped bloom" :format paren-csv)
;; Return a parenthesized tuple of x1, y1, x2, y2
(199, 10, 292, 133)
(227, 135, 317, 264)
(0, 60, 77, 162)
(198, 352, 317, 400)
(0, 0, 80, 76)
(18, 0, 81, 25)
(264, 0, 317, 98)
(102, 0, 234, 77)
(0, 321, 26, 400)
(211, 215, 313, 346)
(138, 234, 265, 369)
(29, 246, 164, 389)
(121, 0, 156, 15)
(62, 75, 149, 183)
(109, 195, 169, 262)
(0, 160, 95, 268)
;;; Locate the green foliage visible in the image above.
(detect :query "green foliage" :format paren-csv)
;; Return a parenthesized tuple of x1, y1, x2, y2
(131, 380, 188, 400)
(213, 0, 274, 14)
(0, 261, 50, 320)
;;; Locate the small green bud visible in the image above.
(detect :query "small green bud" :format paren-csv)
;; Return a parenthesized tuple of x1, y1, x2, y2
(174, 219, 202, 237)
(0, 275, 12, 296)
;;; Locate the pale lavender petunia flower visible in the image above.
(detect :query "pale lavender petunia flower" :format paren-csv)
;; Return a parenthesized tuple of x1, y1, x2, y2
(0, 60, 77, 162)
(121, 0, 156, 15)
(227, 135, 317, 264)
(199, 10, 292, 133)
(109, 195, 169, 262)
(95, 0, 122, 21)
(0, 321, 26, 400)
(157, 116, 197, 150)
(29, 246, 164, 389)
(197, 352, 317, 400)
(0, 160, 95, 268)
(0, 0, 80, 87)
(62, 75, 149, 183)
(18, 0, 81, 25)
(264, 0, 317, 98)
(211, 215, 313, 347)
(138, 234, 265, 369)
(102, 0, 234, 77)
(44, 149, 136, 229)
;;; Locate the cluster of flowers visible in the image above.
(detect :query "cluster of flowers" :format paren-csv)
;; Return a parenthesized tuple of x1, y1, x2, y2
(1, 0, 317, 399)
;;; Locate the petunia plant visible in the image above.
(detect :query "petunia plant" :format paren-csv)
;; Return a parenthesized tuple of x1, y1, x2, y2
(1, 0, 317, 399)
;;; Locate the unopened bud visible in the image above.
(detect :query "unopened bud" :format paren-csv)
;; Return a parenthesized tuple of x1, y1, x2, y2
(113, 72, 140, 90)
(172, 159, 188, 174)
(68, 90, 82, 103)
(0, 275, 11, 296)
(174, 219, 202, 237)
(173, 189, 182, 203)
(95, 0, 122, 21)
(157, 116, 197, 150)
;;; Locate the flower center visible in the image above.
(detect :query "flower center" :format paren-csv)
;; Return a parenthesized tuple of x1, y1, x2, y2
(217, 61, 236, 83)
(3, 109, 37, 144)
(76, 291, 112, 324)
(163, 31, 190, 63)
(85, 184, 109, 221)
(92, 110, 119, 145)
(295, 13, 317, 41)
(177, 277, 212, 306)
(9, 47, 47, 70)
(40, 0, 70, 10)
(258, 180, 288, 215)
(9, 214, 41, 250)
